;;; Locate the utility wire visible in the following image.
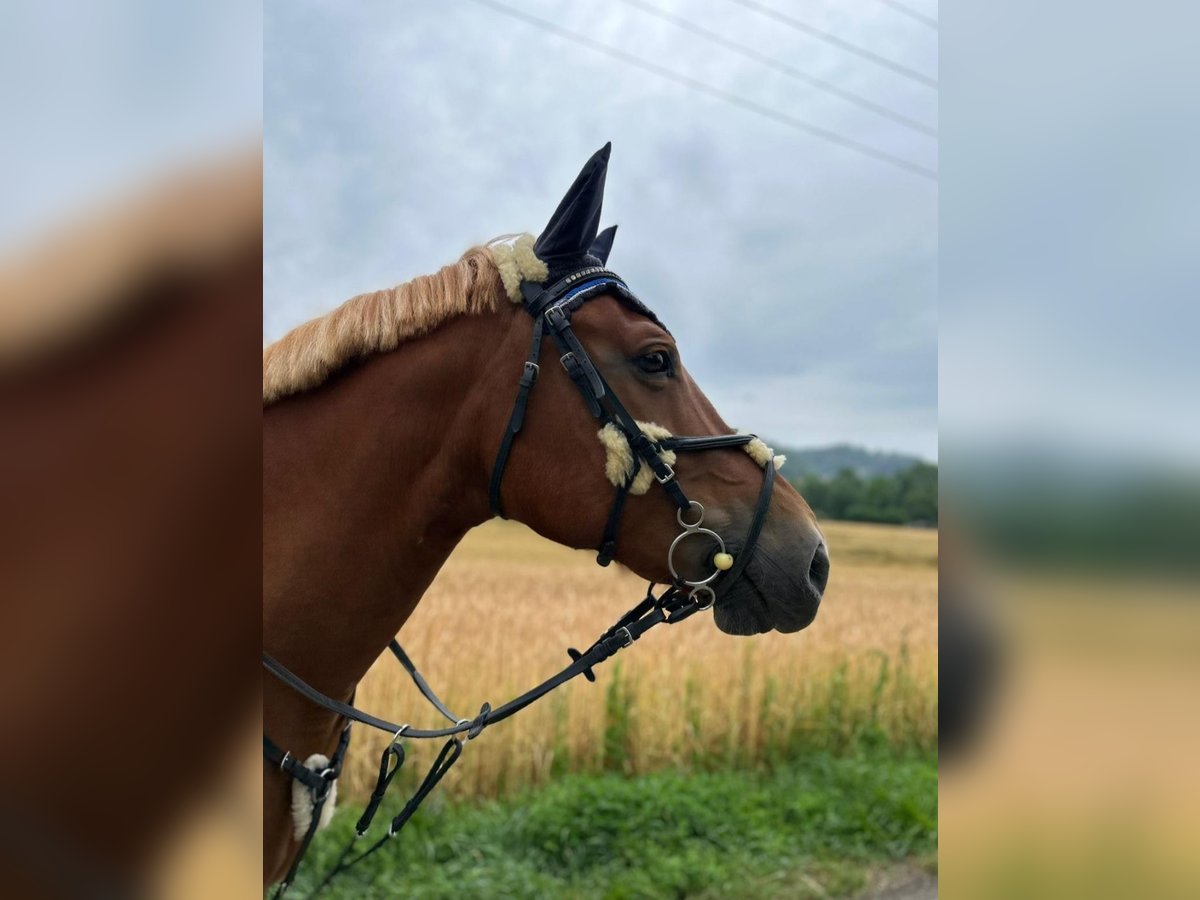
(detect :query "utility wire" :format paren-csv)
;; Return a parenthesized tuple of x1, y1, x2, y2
(464, 0, 937, 182)
(877, 0, 938, 32)
(617, 0, 936, 138)
(721, 0, 938, 89)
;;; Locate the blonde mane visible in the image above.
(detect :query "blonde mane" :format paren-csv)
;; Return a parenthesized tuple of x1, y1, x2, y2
(262, 235, 547, 405)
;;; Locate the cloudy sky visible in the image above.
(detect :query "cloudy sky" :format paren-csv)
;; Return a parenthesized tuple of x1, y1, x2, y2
(265, 0, 938, 459)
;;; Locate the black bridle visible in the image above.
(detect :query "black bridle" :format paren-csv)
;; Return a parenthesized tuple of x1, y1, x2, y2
(491, 268, 776, 598)
(263, 267, 775, 898)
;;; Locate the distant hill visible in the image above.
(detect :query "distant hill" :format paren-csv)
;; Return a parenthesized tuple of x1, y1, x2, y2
(773, 443, 927, 480)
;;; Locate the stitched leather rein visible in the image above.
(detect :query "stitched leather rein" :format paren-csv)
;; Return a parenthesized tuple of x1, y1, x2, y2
(262, 269, 776, 897)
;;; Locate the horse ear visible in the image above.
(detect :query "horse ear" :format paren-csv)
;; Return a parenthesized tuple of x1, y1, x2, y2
(590, 225, 618, 265)
(534, 143, 611, 269)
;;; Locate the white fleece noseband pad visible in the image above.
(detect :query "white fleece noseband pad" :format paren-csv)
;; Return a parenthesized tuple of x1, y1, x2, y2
(598, 423, 784, 494)
(291, 753, 337, 841)
(743, 436, 787, 470)
(598, 421, 677, 495)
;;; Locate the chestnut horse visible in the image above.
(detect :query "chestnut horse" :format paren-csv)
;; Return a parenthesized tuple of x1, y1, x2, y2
(262, 150, 829, 887)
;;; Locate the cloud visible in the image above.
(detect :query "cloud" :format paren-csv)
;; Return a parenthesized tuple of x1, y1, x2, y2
(264, 0, 938, 458)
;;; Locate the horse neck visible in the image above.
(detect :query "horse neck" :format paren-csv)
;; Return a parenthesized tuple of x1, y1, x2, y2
(263, 306, 517, 700)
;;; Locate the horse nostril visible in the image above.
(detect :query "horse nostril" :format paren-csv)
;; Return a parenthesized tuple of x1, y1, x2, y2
(809, 542, 830, 594)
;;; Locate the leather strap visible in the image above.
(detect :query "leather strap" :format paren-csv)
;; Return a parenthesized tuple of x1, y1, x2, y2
(265, 723, 351, 899)
(355, 741, 404, 837)
(262, 583, 706, 743)
(309, 737, 464, 896)
(660, 434, 755, 452)
(387, 639, 462, 725)
(718, 458, 776, 593)
(596, 477, 632, 566)
(488, 317, 545, 518)
(264, 582, 707, 897)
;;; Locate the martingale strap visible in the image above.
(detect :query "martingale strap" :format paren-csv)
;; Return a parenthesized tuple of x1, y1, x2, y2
(263, 584, 697, 743)
(386, 639, 462, 725)
(264, 582, 708, 897)
(308, 736, 463, 897)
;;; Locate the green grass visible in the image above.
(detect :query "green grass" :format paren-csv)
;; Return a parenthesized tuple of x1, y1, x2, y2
(286, 746, 936, 899)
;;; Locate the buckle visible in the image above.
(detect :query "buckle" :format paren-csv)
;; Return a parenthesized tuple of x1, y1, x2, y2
(655, 463, 676, 484)
(562, 352, 595, 391)
(314, 766, 336, 801)
(614, 625, 633, 648)
(520, 361, 539, 386)
(545, 305, 569, 331)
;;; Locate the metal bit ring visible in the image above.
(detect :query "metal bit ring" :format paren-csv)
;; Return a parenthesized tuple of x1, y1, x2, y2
(668, 502, 726, 588)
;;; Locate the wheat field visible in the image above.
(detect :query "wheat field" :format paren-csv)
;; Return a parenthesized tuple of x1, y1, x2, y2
(341, 520, 938, 803)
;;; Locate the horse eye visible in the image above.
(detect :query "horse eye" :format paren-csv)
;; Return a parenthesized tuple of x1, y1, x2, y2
(636, 351, 673, 375)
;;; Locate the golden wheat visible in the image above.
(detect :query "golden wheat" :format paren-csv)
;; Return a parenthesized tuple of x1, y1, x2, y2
(341, 520, 938, 802)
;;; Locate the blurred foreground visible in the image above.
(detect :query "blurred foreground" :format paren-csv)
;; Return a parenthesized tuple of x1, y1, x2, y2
(940, 559, 1200, 899)
(1, 152, 263, 899)
(3, 3, 262, 895)
(941, 2, 1200, 895)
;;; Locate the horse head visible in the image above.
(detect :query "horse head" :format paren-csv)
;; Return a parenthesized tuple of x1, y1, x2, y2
(480, 144, 829, 635)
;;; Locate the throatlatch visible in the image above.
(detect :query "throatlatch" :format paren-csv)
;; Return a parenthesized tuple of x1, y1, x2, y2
(263, 143, 777, 897)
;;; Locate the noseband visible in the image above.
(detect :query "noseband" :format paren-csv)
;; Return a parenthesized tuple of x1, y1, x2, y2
(263, 265, 776, 898)
(488, 267, 776, 607)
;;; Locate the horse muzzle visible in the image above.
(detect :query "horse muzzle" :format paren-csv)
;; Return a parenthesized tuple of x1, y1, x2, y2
(712, 532, 828, 636)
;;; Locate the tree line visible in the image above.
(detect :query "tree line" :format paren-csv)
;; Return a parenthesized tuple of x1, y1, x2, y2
(790, 462, 938, 526)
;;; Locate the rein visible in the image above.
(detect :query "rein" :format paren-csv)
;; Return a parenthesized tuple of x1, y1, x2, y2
(263, 267, 775, 897)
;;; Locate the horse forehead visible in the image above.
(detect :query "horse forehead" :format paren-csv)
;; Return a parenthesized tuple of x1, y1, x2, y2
(570, 295, 671, 345)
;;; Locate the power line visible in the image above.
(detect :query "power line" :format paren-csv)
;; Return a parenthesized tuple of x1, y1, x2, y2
(720, 0, 938, 89)
(464, 0, 937, 182)
(877, 0, 938, 32)
(617, 0, 936, 138)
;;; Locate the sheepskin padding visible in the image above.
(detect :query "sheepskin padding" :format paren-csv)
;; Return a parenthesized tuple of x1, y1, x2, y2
(744, 435, 786, 471)
(599, 424, 784, 490)
(598, 421, 677, 495)
(290, 754, 337, 842)
(487, 234, 548, 302)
